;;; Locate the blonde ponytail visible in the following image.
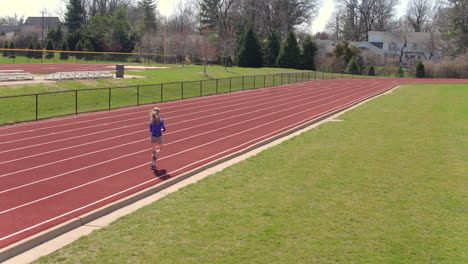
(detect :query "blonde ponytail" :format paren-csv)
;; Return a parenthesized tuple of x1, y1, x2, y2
(151, 107, 161, 124)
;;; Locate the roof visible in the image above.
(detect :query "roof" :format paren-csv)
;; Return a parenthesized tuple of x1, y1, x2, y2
(0, 26, 19, 33)
(24, 17, 61, 28)
(368, 31, 432, 44)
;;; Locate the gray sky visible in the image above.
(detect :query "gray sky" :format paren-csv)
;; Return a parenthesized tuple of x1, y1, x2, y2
(0, 0, 408, 34)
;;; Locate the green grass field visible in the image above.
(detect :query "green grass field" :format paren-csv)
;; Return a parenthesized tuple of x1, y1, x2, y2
(32, 83, 468, 264)
(1, 65, 355, 125)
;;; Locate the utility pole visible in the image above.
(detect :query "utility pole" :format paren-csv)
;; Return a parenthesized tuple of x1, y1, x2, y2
(163, 18, 167, 64)
(41, 10, 46, 49)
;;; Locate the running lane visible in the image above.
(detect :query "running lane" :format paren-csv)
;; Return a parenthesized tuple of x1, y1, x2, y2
(1, 78, 466, 250)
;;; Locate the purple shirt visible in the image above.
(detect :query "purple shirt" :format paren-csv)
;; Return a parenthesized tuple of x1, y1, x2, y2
(149, 118, 166, 136)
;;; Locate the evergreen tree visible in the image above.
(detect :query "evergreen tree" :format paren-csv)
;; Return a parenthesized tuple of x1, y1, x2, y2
(60, 41, 70, 60)
(264, 31, 281, 67)
(67, 31, 82, 53)
(415, 61, 425, 78)
(8, 42, 15, 58)
(301, 36, 318, 70)
(367, 65, 376, 76)
(395, 65, 404, 78)
(346, 56, 361, 75)
(34, 42, 43, 59)
(75, 40, 84, 59)
(3, 41, 8, 57)
(47, 25, 64, 49)
(45, 39, 54, 59)
(65, 0, 86, 33)
(83, 39, 94, 60)
(138, 0, 157, 34)
(236, 25, 263, 67)
(276, 31, 301, 69)
(112, 6, 133, 52)
(27, 41, 35, 58)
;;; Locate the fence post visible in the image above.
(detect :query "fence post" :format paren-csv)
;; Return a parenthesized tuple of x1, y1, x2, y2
(181, 82, 184, 99)
(264, 75, 266, 87)
(242, 76, 244, 90)
(108, 88, 111, 110)
(200, 80, 202, 96)
(161, 84, 164, 102)
(75, 90, 78, 115)
(253, 76, 256, 89)
(35, 94, 38, 121)
(216, 79, 218, 94)
(229, 78, 232, 92)
(137, 86, 140, 106)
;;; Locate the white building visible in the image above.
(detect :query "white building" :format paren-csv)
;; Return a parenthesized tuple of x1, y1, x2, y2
(317, 31, 443, 66)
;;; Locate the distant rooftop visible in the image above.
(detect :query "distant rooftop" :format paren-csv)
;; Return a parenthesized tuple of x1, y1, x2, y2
(24, 17, 61, 29)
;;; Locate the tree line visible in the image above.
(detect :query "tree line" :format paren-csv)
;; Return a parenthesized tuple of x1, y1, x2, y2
(325, 0, 467, 56)
(0, 0, 466, 69)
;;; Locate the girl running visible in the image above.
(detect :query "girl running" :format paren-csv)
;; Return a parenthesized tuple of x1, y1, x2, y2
(149, 107, 166, 170)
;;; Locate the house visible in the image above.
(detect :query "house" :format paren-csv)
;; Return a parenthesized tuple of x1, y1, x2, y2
(316, 31, 443, 66)
(23, 17, 61, 30)
(0, 26, 19, 34)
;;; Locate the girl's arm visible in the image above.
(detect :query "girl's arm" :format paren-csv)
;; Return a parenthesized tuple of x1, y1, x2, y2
(161, 120, 166, 132)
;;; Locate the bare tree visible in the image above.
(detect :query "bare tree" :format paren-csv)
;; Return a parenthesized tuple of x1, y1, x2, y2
(196, 29, 219, 75)
(334, 0, 398, 41)
(0, 14, 25, 26)
(405, 0, 437, 32)
(167, 0, 198, 33)
(388, 31, 408, 66)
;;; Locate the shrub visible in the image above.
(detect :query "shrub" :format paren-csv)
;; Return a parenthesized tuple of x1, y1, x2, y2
(83, 39, 94, 60)
(395, 65, 404, 78)
(60, 40, 69, 60)
(8, 42, 15, 58)
(346, 56, 361, 75)
(3, 41, 8, 57)
(27, 41, 35, 58)
(45, 39, 54, 59)
(34, 42, 43, 59)
(415, 61, 425, 78)
(367, 65, 376, 76)
(424, 53, 468, 78)
(75, 40, 84, 59)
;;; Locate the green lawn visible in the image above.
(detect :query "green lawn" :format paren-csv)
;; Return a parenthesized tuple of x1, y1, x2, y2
(0, 66, 325, 124)
(33, 84, 468, 263)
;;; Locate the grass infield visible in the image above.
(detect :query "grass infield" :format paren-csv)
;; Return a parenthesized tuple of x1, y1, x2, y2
(32, 84, 467, 263)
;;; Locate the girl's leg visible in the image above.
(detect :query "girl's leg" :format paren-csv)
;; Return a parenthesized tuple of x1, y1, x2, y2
(151, 142, 158, 170)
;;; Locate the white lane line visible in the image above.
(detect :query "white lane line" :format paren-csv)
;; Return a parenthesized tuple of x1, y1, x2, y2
(0, 82, 318, 146)
(0, 83, 390, 199)
(0, 86, 329, 167)
(0, 82, 365, 182)
(0, 82, 337, 153)
(0, 82, 395, 243)
(0, 80, 314, 136)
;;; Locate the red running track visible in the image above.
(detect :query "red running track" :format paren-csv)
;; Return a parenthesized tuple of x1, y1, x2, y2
(0, 78, 467, 250)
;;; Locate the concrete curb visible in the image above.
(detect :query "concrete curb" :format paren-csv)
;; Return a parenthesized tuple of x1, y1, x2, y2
(0, 84, 399, 263)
